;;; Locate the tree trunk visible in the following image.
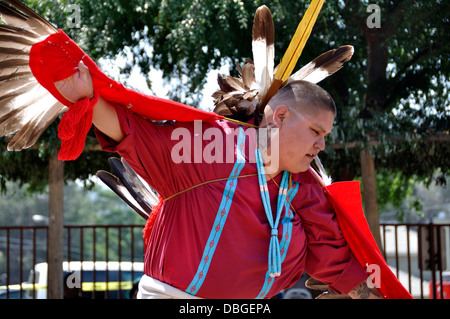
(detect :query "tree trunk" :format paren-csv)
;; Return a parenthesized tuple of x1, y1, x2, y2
(47, 154, 64, 299)
(360, 148, 382, 252)
(359, 20, 390, 253)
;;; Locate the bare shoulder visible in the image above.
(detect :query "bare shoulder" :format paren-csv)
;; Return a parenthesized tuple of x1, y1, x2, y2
(92, 96, 124, 143)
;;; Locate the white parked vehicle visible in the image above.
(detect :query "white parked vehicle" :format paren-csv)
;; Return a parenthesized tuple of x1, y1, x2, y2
(24, 261, 144, 299)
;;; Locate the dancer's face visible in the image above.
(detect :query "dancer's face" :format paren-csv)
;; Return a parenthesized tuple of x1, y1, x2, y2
(260, 99, 334, 175)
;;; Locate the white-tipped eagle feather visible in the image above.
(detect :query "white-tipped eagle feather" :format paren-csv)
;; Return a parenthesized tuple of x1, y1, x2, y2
(251, 5, 274, 97)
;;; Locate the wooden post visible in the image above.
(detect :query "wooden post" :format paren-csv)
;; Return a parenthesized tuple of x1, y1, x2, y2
(360, 148, 383, 252)
(48, 154, 64, 299)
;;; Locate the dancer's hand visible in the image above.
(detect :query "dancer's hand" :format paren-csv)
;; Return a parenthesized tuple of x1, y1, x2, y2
(54, 60, 94, 103)
(55, 60, 123, 142)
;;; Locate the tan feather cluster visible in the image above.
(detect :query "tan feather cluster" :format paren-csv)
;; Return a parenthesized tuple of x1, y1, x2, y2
(212, 60, 260, 122)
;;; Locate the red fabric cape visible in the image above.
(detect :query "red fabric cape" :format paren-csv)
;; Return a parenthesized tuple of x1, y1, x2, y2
(29, 30, 412, 299)
(323, 180, 413, 299)
(29, 30, 222, 123)
(29, 30, 222, 160)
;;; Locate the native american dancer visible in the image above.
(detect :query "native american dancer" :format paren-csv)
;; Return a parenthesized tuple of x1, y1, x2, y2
(0, 0, 411, 299)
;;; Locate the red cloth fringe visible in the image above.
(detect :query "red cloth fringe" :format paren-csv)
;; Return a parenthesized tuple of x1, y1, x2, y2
(142, 196, 164, 248)
(57, 93, 99, 161)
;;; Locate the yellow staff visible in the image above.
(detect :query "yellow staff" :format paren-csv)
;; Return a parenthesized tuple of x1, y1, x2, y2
(259, 0, 325, 112)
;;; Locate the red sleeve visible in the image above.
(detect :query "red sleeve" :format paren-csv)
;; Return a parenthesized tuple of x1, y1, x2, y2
(296, 183, 368, 294)
(94, 104, 189, 198)
(94, 104, 230, 199)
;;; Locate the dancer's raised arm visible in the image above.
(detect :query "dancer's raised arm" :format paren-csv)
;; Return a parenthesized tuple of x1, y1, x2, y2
(54, 61, 124, 142)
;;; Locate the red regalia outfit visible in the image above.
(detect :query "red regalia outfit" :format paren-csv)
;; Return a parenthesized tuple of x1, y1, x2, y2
(95, 105, 368, 298)
(23, 6, 412, 299)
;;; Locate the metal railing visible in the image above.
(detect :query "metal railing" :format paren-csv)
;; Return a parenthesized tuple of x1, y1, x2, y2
(0, 224, 145, 299)
(380, 223, 450, 299)
(1, 223, 449, 299)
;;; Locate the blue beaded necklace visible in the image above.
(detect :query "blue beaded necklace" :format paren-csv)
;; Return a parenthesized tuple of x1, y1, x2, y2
(255, 148, 291, 278)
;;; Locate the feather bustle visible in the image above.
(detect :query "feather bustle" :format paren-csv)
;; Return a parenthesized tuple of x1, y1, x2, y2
(121, 157, 159, 207)
(239, 62, 256, 90)
(7, 101, 65, 151)
(95, 157, 161, 221)
(1, 0, 57, 35)
(0, 24, 44, 39)
(0, 92, 52, 135)
(0, 75, 38, 97)
(0, 58, 30, 68)
(0, 66, 30, 81)
(96, 170, 150, 221)
(212, 6, 275, 122)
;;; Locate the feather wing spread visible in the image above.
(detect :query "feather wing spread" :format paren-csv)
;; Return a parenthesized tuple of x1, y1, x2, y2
(213, 5, 275, 121)
(0, 0, 66, 151)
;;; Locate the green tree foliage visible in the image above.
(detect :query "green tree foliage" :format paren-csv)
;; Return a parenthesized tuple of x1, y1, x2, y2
(0, 181, 144, 226)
